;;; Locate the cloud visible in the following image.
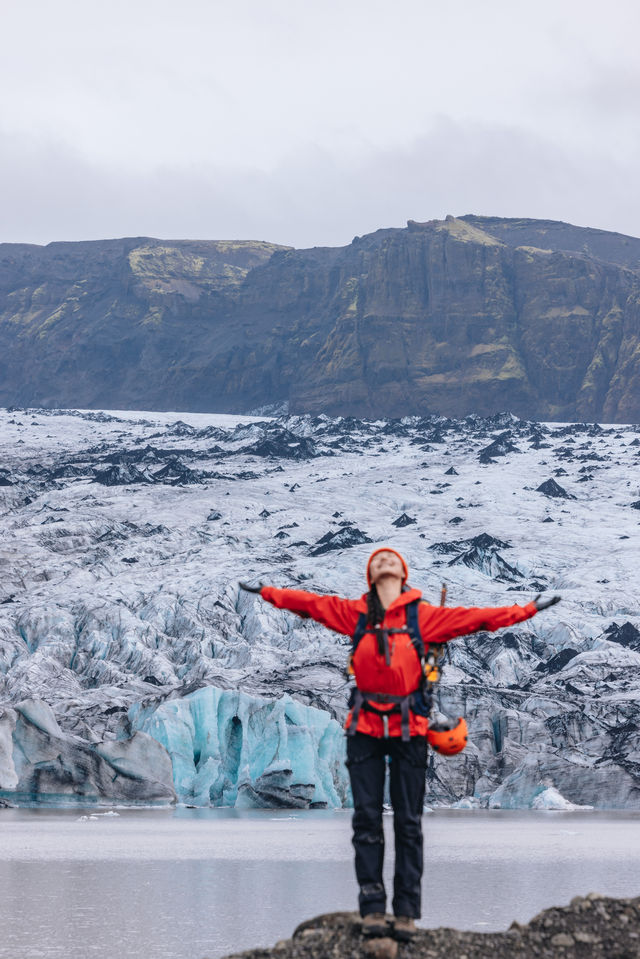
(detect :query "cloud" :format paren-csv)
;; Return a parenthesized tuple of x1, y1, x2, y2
(2, 1, 639, 250)
(1, 118, 638, 249)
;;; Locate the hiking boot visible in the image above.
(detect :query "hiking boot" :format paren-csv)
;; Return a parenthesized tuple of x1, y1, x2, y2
(393, 916, 417, 941)
(362, 913, 388, 937)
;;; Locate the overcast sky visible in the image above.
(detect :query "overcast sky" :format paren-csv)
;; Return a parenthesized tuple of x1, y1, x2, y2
(2, 0, 639, 247)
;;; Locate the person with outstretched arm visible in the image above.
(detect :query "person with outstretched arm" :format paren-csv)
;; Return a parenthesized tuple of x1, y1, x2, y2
(240, 547, 560, 942)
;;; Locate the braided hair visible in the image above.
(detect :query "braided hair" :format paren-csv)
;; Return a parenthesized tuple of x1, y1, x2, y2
(366, 584, 386, 627)
(367, 584, 391, 659)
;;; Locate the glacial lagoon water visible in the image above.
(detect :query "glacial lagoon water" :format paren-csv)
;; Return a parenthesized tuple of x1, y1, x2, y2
(1, 808, 640, 959)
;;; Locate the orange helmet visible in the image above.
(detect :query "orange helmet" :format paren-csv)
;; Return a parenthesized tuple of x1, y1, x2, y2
(427, 717, 468, 755)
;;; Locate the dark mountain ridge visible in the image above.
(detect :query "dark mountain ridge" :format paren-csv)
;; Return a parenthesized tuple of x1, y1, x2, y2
(460, 215, 640, 272)
(1, 215, 640, 421)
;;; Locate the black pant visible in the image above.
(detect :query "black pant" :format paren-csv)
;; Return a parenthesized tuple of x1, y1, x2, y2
(346, 732, 428, 918)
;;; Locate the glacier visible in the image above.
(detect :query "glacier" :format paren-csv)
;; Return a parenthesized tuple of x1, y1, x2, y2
(0, 698, 175, 805)
(129, 687, 349, 807)
(1, 406, 640, 808)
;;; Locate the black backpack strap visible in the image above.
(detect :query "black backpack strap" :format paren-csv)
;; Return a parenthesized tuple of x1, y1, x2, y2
(405, 599, 425, 660)
(405, 600, 446, 688)
(346, 612, 368, 678)
(352, 612, 368, 653)
(399, 696, 411, 742)
(405, 599, 445, 678)
(347, 688, 364, 736)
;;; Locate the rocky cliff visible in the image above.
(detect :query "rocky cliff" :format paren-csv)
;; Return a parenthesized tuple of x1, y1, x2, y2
(1, 216, 640, 421)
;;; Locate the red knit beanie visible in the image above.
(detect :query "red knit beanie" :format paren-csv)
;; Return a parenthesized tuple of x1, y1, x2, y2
(366, 548, 409, 587)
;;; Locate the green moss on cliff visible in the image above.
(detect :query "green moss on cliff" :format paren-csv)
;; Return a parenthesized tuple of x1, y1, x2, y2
(127, 240, 286, 294)
(436, 216, 504, 246)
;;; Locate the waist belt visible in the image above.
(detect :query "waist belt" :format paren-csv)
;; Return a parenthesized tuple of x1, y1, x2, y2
(348, 689, 415, 742)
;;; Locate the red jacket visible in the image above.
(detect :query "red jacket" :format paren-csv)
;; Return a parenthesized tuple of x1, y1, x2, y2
(260, 586, 537, 738)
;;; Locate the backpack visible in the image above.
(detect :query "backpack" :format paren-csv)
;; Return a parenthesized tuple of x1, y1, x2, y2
(346, 599, 444, 740)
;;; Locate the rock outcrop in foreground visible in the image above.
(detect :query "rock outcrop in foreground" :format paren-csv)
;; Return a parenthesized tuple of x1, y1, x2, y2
(222, 894, 640, 959)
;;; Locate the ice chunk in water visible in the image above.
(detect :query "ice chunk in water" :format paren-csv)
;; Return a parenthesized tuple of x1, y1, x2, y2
(532, 787, 593, 811)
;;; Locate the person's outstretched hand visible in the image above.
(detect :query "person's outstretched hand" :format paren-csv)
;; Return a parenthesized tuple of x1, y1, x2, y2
(533, 594, 561, 611)
(239, 581, 264, 594)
